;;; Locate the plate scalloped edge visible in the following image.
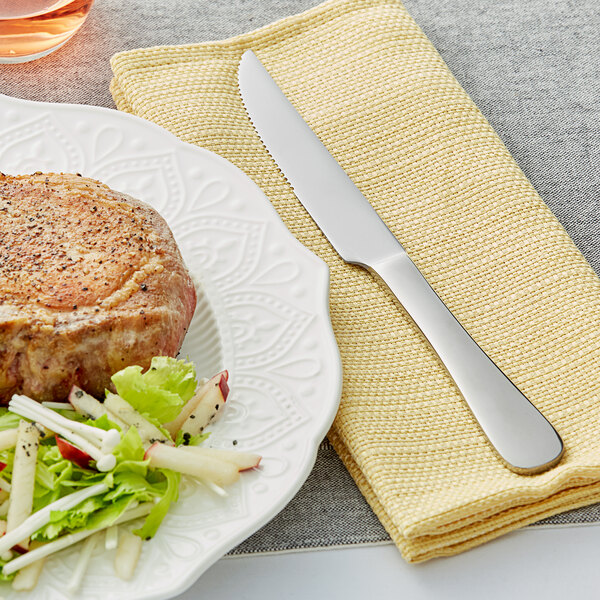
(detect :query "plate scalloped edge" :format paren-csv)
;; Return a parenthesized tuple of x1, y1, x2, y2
(0, 93, 343, 600)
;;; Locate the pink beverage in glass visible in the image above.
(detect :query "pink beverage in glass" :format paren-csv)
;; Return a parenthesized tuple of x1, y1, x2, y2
(0, 0, 94, 63)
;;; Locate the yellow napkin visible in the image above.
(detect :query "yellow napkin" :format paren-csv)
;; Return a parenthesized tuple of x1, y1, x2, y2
(110, 0, 600, 562)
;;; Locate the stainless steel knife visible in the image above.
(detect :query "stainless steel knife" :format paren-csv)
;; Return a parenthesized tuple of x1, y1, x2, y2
(237, 50, 563, 474)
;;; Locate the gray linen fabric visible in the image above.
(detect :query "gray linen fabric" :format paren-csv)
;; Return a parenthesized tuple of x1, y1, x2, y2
(230, 440, 389, 554)
(1, 0, 600, 552)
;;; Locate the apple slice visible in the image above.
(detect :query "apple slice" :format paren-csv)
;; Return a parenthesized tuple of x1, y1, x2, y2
(114, 529, 143, 581)
(144, 442, 239, 487)
(7, 420, 41, 551)
(69, 386, 128, 431)
(68, 386, 107, 420)
(104, 393, 172, 447)
(179, 447, 261, 471)
(11, 540, 46, 592)
(56, 436, 93, 469)
(105, 524, 119, 550)
(179, 374, 229, 437)
(164, 371, 228, 437)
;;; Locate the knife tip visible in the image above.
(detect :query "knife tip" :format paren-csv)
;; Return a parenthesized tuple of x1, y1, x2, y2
(239, 49, 257, 70)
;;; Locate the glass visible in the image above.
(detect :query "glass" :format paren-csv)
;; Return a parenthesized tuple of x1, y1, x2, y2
(0, 0, 94, 63)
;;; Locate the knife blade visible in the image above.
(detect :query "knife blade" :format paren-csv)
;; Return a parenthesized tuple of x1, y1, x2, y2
(237, 49, 563, 474)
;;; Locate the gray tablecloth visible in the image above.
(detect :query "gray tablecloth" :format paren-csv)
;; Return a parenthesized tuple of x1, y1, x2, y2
(1, 0, 600, 554)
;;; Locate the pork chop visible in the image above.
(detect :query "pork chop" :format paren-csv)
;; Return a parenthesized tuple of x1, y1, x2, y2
(0, 172, 197, 402)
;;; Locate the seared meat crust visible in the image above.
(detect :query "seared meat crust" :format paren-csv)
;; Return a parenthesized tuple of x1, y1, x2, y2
(0, 173, 197, 402)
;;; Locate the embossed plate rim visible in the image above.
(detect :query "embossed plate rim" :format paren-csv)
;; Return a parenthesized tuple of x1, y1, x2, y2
(0, 93, 343, 600)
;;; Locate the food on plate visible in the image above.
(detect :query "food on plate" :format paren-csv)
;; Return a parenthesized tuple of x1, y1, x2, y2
(0, 172, 197, 403)
(164, 371, 228, 436)
(7, 420, 40, 552)
(0, 357, 261, 591)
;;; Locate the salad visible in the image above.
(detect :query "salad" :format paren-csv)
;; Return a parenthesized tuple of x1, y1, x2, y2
(0, 357, 261, 592)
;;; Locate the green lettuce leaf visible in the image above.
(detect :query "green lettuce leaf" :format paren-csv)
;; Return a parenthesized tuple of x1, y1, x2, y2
(133, 468, 180, 540)
(0, 409, 22, 431)
(31, 438, 159, 541)
(112, 426, 150, 477)
(111, 357, 197, 423)
(84, 413, 122, 432)
(84, 495, 137, 531)
(0, 557, 15, 581)
(34, 495, 107, 541)
(104, 471, 162, 502)
(137, 356, 197, 403)
(32, 443, 115, 510)
(0, 447, 14, 479)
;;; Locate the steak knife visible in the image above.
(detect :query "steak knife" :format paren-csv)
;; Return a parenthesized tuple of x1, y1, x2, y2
(237, 50, 563, 474)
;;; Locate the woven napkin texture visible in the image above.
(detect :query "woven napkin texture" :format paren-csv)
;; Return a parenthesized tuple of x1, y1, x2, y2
(110, 0, 600, 562)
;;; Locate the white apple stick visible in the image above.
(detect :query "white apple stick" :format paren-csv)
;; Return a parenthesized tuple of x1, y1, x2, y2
(180, 374, 229, 437)
(68, 387, 129, 432)
(7, 421, 40, 551)
(104, 393, 172, 447)
(105, 524, 119, 550)
(145, 443, 239, 487)
(11, 541, 46, 592)
(9, 396, 118, 471)
(179, 446, 262, 470)
(105, 409, 129, 431)
(67, 531, 101, 593)
(68, 387, 105, 417)
(114, 529, 143, 580)
(0, 483, 108, 556)
(0, 479, 11, 493)
(3, 502, 153, 576)
(164, 375, 212, 436)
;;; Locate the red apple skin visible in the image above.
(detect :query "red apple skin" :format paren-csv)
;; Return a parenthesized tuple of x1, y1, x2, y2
(0, 461, 6, 473)
(55, 436, 93, 469)
(164, 370, 230, 439)
(238, 456, 261, 472)
(67, 385, 83, 408)
(143, 443, 159, 462)
(218, 375, 229, 401)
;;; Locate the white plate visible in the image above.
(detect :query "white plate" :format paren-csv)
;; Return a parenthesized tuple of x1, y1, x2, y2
(0, 94, 342, 600)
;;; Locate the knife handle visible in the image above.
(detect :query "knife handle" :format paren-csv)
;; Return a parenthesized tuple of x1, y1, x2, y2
(369, 252, 563, 474)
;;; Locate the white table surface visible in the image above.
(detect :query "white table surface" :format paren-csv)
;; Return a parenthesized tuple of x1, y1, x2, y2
(178, 524, 598, 599)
